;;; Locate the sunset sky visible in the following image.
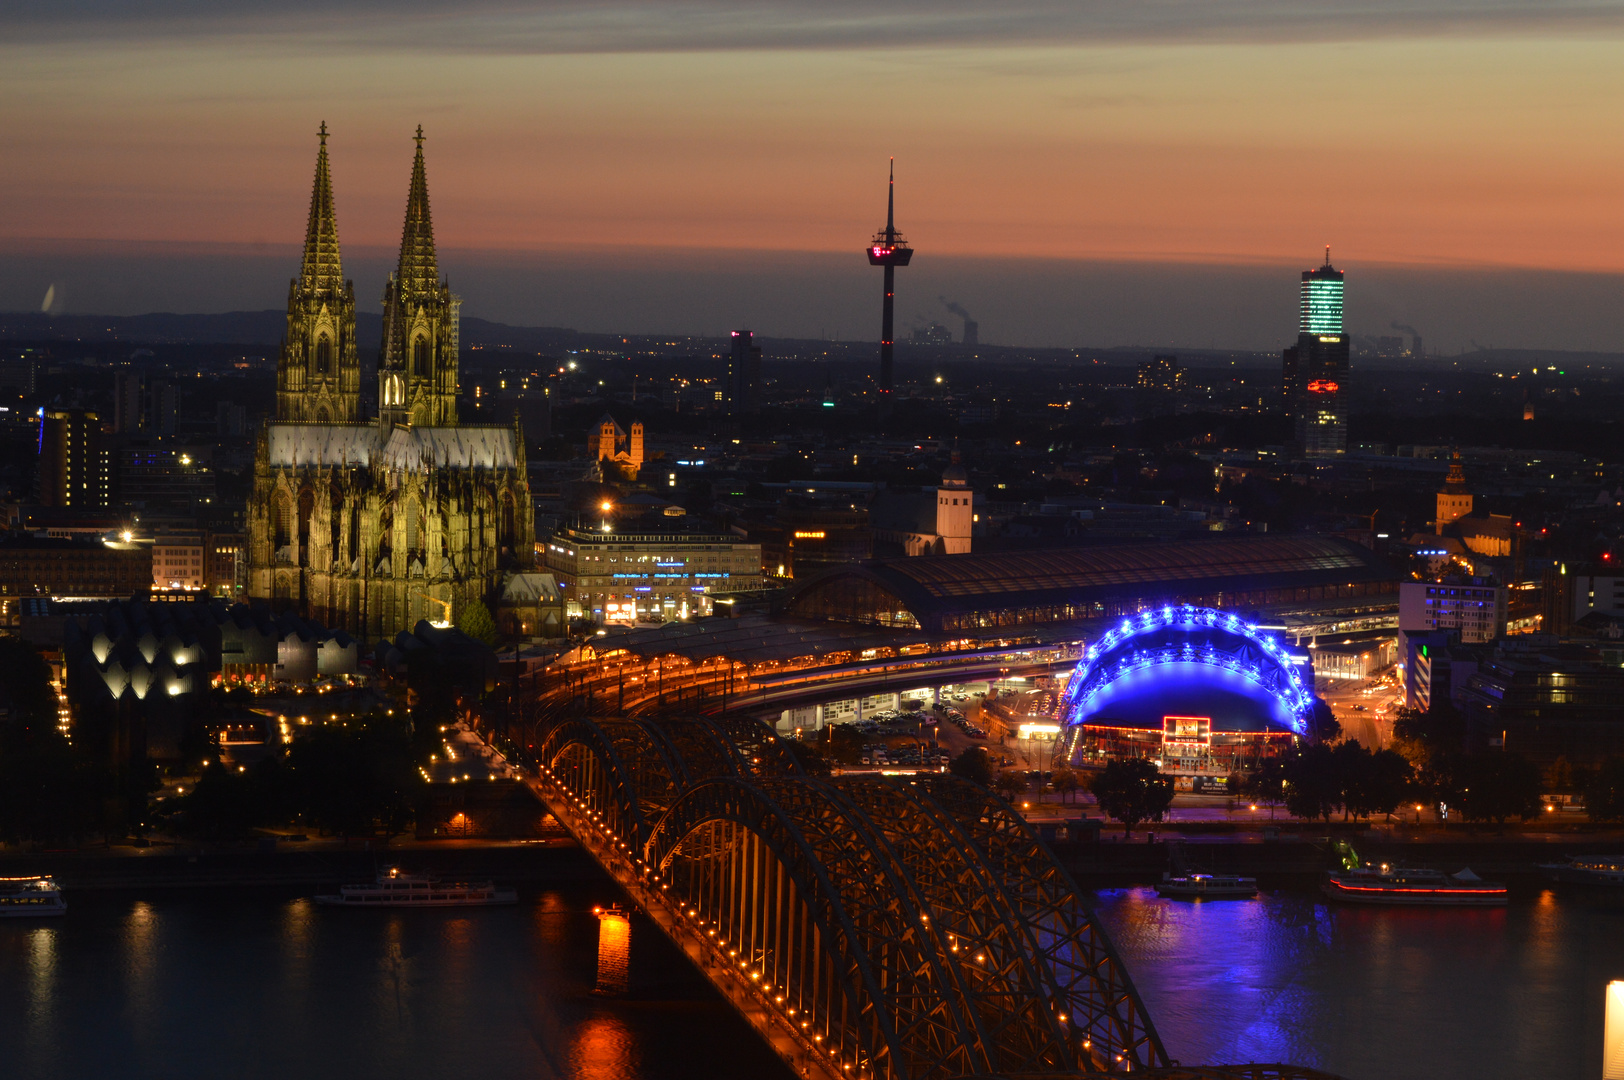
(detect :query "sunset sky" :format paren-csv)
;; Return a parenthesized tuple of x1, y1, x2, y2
(7, 2, 1624, 351)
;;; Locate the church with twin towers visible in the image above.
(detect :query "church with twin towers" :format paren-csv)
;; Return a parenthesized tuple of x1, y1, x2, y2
(246, 125, 535, 636)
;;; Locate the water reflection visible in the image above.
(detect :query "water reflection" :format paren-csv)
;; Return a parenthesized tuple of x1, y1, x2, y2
(8, 881, 1612, 1080)
(570, 1011, 640, 1080)
(1091, 885, 1622, 1080)
(27, 925, 56, 1053)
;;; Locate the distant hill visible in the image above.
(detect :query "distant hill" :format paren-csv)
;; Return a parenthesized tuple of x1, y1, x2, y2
(0, 310, 587, 354)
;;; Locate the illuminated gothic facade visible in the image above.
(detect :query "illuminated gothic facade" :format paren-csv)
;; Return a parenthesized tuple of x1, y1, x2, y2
(246, 126, 534, 635)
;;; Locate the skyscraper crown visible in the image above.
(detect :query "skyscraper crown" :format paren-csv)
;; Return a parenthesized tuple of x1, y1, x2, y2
(1299, 248, 1344, 337)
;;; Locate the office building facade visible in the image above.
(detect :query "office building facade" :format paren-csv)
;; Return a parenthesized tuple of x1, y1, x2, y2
(38, 408, 112, 509)
(543, 524, 763, 624)
(1281, 252, 1349, 456)
(1399, 579, 1508, 645)
(725, 330, 762, 414)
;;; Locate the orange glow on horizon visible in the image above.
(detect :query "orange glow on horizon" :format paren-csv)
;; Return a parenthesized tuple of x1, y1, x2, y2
(6, 33, 1624, 277)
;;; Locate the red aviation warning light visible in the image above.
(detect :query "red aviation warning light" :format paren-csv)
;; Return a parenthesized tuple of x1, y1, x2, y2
(867, 159, 912, 401)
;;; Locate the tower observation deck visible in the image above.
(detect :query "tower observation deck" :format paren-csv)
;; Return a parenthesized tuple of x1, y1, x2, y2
(866, 160, 912, 402)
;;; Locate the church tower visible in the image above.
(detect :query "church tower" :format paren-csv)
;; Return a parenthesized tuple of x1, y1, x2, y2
(276, 123, 360, 423)
(379, 127, 460, 428)
(1436, 450, 1473, 533)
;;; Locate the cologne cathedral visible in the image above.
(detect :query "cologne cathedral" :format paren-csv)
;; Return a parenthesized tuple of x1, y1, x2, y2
(246, 125, 534, 636)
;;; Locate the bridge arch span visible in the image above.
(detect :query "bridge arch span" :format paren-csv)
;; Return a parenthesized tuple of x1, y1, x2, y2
(646, 776, 977, 1080)
(645, 775, 1167, 1078)
(539, 717, 677, 849)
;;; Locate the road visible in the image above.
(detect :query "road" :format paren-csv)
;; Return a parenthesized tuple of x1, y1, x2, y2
(1315, 669, 1405, 750)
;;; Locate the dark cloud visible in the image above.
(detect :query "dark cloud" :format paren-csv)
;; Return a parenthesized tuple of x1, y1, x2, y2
(8, 1, 1624, 52)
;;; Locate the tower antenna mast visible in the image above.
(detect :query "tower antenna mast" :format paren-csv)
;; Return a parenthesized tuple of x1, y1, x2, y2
(866, 158, 912, 410)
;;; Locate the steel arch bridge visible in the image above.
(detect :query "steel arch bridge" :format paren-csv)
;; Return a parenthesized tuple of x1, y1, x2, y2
(531, 711, 1340, 1080)
(1058, 606, 1316, 740)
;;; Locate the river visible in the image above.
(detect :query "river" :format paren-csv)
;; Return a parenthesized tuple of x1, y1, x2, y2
(0, 879, 1618, 1080)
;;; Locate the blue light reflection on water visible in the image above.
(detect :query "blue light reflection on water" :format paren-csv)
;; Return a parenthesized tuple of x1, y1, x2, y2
(2, 882, 1622, 1079)
(1089, 885, 1624, 1080)
(1081, 660, 1298, 733)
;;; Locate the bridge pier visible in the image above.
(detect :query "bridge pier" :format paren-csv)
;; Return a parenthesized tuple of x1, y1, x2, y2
(593, 905, 631, 995)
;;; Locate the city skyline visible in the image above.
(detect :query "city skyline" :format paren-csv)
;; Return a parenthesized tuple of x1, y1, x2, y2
(9, 3, 1624, 350)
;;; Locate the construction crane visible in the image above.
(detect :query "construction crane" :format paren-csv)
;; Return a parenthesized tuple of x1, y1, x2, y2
(411, 588, 453, 628)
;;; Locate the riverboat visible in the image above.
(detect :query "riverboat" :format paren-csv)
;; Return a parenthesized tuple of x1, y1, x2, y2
(1156, 872, 1258, 899)
(315, 867, 517, 908)
(0, 875, 67, 917)
(1536, 855, 1624, 887)
(1321, 864, 1506, 906)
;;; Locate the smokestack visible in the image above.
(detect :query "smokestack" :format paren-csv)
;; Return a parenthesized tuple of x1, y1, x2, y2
(941, 297, 977, 346)
(1391, 321, 1423, 358)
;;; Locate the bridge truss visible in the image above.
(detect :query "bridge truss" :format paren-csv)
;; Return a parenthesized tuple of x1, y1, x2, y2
(533, 710, 1338, 1080)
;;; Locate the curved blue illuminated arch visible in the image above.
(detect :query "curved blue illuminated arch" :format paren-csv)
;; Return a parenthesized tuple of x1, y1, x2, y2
(1061, 605, 1315, 736)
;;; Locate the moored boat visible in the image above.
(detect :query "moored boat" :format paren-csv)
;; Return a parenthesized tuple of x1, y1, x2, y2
(1322, 864, 1506, 906)
(1157, 872, 1258, 899)
(1536, 854, 1624, 886)
(0, 875, 67, 917)
(315, 866, 517, 908)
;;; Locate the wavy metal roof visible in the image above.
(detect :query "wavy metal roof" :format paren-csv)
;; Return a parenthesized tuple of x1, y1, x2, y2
(783, 535, 1395, 633)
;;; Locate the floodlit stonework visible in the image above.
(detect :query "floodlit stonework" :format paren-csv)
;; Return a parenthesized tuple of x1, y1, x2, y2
(247, 125, 534, 635)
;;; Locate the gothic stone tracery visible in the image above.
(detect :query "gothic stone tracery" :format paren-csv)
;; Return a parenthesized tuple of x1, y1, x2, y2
(247, 126, 534, 636)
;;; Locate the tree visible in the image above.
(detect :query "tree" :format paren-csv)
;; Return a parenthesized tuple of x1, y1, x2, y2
(455, 598, 499, 646)
(0, 638, 118, 846)
(1583, 757, 1624, 822)
(1050, 767, 1080, 805)
(992, 770, 1029, 802)
(1306, 700, 1342, 744)
(1282, 743, 1343, 822)
(783, 738, 833, 778)
(176, 757, 292, 840)
(1391, 705, 1467, 770)
(1240, 757, 1288, 819)
(819, 724, 864, 766)
(1088, 759, 1174, 836)
(1450, 752, 1545, 825)
(284, 713, 422, 840)
(1363, 748, 1415, 822)
(948, 746, 993, 787)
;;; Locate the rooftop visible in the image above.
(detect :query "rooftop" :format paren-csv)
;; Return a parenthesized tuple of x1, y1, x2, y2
(782, 534, 1396, 635)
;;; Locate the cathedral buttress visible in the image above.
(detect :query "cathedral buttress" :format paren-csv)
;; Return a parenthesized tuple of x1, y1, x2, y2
(277, 122, 360, 423)
(379, 126, 459, 429)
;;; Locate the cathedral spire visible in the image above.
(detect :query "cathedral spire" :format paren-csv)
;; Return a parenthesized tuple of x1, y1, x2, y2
(299, 121, 343, 292)
(395, 125, 439, 298)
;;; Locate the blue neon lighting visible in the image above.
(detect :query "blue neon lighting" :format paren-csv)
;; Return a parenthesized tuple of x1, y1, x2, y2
(1064, 605, 1315, 735)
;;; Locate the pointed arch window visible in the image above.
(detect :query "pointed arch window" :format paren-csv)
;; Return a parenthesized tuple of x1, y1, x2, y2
(412, 336, 430, 377)
(315, 334, 332, 374)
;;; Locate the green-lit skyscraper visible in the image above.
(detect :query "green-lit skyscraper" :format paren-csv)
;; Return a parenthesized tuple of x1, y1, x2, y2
(1282, 249, 1348, 456)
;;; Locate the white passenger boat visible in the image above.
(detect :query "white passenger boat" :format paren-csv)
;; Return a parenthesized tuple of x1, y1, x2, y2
(315, 866, 517, 908)
(1322, 865, 1507, 906)
(1537, 855, 1624, 887)
(1156, 872, 1258, 899)
(0, 875, 67, 917)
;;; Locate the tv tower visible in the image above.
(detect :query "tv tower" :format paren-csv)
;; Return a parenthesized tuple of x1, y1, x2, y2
(866, 159, 912, 402)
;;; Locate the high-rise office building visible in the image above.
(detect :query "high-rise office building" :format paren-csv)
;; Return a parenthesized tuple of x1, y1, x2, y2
(725, 330, 761, 414)
(1281, 250, 1348, 456)
(37, 408, 112, 508)
(113, 370, 143, 433)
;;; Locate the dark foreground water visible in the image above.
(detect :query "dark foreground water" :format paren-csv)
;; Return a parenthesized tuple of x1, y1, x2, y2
(0, 879, 1619, 1080)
